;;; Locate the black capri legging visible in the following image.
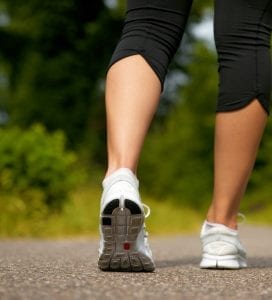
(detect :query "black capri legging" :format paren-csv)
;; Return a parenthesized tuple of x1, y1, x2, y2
(107, 0, 272, 113)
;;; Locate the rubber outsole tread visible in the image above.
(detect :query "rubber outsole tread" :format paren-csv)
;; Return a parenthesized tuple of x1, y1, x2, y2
(98, 200, 155, 272)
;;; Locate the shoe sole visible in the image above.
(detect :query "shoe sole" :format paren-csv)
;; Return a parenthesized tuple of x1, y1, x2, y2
(98, 199, 155, 272)
(200, 253, 247, 269)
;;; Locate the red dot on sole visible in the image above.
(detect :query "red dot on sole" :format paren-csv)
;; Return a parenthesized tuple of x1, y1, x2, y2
(123, 242, 130, 250)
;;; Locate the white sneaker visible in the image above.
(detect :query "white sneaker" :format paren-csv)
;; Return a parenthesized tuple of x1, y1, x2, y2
(200, 221, 247, 269)
(98, 168, 155, 272)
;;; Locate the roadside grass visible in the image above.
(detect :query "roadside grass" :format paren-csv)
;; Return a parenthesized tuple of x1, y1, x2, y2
(245, 204, 272, 225)
(1, 186, 272, 238)
(0, 185, 202, 238)
(241, 192, 272, 226)
(248, 208, 272, 225)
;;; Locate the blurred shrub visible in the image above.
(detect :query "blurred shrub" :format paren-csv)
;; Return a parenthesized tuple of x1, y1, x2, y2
(140, 44, 217, 209)
(0, 124, 81, 210)
(140, 43, 272, 213)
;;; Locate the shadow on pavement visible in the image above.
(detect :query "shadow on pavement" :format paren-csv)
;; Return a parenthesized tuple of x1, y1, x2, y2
(155, 256, 272, 269)
(248, 257, 272, 268)
(155, 256, 200, 268)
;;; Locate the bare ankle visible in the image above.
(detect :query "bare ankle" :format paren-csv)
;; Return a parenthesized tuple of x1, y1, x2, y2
(207, 209, 238, 229)
(206, 218, 238, 230)
(105, 165, 137, 179)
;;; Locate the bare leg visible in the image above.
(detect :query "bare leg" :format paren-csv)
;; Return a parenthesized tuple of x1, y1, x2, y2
(207, 99, 268, 229)
(105, 55, 161, 177)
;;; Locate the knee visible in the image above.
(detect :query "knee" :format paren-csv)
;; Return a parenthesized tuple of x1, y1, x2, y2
(107, 0, 192, 91)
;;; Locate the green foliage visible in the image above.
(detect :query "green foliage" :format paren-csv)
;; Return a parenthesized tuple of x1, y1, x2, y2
(242, 117, 272, 211)
(0, 124, 80, 209)
(140, 43, 217, 209)
(0, 0, 123, 149)
(0, 0, 213, 158)
(0, 184, 202, 237)
(1, 0, 271, 234)
(140, 41, 272, 214)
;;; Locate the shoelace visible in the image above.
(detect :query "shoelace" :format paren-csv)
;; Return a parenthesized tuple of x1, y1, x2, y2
(142, 203, 151, 240)
(238, 212, 246, 225)
(143, 203, 151, 218)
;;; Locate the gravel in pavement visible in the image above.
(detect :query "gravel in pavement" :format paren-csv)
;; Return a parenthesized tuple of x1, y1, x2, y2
(0, 225, 272, 300)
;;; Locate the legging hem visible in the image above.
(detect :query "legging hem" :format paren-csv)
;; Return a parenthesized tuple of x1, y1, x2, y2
(216, 93, 270, 115)
(105, 50, 165, 93)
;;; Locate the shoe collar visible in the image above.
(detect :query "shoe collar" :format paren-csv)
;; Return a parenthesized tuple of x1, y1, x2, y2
(201, 220, 238, 236)
(102, 168, 139, 191)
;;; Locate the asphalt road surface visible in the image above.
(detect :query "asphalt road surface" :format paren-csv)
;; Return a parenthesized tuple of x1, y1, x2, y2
(0, 225, 272, 300)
